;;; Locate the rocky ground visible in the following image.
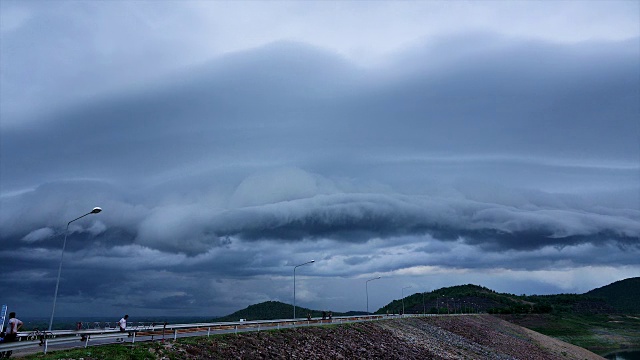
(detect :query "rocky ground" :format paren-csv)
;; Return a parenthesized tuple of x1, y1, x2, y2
(148, 315, 604, 359)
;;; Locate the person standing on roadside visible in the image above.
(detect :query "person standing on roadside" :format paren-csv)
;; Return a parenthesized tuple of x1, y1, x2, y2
(4, 312, 23, 342)
(116, 315, 128, 342)
(0, 312, 22, 357)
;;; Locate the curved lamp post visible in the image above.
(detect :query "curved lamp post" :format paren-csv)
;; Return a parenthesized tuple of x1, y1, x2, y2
(48, 207, 102, 333)
(293, 260, 314, 319)
(402, 286, 412, 316)
(366, 276, 381, 314)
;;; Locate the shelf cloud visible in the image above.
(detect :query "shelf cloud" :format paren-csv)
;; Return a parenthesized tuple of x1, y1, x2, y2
(1, 0, 638, 317)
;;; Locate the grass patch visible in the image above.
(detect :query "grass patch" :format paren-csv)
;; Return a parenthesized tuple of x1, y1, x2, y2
(501, 313, 640, 354)
(21, 342, 164, 360)
(526, 314, 592, 337)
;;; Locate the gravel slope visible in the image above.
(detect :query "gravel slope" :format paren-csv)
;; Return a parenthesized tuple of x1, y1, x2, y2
(156, 315, 605, 359)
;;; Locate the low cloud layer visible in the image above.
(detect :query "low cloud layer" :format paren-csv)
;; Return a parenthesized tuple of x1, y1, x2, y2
(0, 1, 638, 317)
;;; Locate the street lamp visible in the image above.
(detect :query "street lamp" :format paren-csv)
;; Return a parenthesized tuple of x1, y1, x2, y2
(293, 260, 314, 320)
(422, 290, 427, 315)
(48, 207, 102, 333)
(366, 276, 381, 314)
(402, 286, 412, 316)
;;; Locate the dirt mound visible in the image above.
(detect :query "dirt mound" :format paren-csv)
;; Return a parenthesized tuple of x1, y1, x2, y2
(157, 315, 604, 359)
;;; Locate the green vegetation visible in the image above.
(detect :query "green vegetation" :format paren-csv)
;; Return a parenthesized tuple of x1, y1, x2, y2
(586, 277, 640, 313)
(379, 278, 639, 316)
(22, 342, 160, 360)
(376, 284, 538, 315)
(501, 313, 640, 354)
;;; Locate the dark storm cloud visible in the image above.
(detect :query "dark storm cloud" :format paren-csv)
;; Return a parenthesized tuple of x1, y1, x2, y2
(1, 33, 639, 316)
(2, 176, 637, 257)
(205, 192, 639, 249)
(363, 35, 639, 161)
(1, 36, 638, 254)
(2, 37, 638, 190)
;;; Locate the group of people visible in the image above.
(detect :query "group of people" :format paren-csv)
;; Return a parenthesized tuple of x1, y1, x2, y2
(0, 313, 129, 343)
(75, 314, 129, 343)
(305, 311, 333, 321)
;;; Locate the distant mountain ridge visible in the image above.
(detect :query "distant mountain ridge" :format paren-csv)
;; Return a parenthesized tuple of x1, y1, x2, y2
(213, 278, 639, 321)
(376, 284, 551, 315)
(213, 300, 366, 322)
(585, 277, 640, 313)
(381, 278, 639, 315)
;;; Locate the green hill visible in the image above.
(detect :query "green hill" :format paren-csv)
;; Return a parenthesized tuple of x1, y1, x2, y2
(213, 301, 365, 322)
(376, 284, 539, 315)
(377, 283, 625, 315)
(585, 277, 640, 313)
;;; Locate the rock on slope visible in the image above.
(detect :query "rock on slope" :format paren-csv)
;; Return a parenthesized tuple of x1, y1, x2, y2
(161, 315, 604, 359)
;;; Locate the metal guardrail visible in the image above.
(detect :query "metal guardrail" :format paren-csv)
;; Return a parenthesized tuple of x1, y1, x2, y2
(0, 313, 453, 356)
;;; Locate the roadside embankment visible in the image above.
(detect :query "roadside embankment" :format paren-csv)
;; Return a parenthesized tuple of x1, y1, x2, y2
(22, 315, 605, 359)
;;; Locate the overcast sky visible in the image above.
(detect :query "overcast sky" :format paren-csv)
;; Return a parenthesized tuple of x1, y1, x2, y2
(1, 1, 639, 319)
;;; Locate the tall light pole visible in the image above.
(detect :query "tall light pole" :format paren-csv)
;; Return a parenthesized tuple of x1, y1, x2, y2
(366, 276, 381, 314)
(402, 286, 411, 316)
(48, 207, 102, 333)
(293, 260, 314, 320)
